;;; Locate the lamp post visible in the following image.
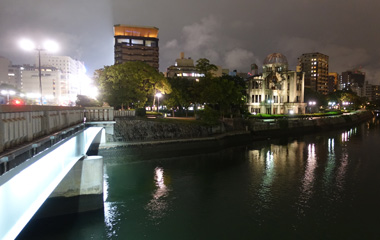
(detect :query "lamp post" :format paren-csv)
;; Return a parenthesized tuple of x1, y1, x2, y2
(308, 101, 316, 113)
(19, 39, 58, 105)
(155, 92, 162, 113)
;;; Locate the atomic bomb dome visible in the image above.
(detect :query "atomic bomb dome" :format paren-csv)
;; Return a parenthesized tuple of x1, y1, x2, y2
(263, 53, 288, 65)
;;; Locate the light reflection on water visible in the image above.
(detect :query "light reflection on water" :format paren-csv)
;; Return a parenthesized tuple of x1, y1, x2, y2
(145, 167, 171, 224)
(103, 170, 121, 239)
(298, 144, 317, 211)
(323, 138, 336, 186)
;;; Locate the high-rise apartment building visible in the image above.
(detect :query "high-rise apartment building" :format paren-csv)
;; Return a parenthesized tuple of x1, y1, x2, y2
(298, 52, 329, 95)
(114, 24, 159, 70)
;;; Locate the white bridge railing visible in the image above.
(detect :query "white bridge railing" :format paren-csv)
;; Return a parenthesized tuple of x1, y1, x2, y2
(0, 106, 124, 154)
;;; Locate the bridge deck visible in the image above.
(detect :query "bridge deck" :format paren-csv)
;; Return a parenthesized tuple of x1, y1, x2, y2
(0, 127, 103, 240)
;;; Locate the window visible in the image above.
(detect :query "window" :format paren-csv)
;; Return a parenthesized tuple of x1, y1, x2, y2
(131, 39, 143, 45)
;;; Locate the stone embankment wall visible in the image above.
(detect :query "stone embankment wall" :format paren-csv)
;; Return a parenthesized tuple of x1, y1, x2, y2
(114, 119, 211, 141)
(114, 111, 374, 142)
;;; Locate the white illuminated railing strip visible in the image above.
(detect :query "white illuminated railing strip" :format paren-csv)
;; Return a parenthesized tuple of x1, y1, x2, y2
(0, 127, 103, 240)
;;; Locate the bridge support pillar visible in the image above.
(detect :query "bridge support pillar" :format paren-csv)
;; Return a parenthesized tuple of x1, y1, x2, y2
(34, 155, 104, 219)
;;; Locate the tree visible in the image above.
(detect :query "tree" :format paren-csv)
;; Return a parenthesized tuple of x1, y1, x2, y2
(76, 95, 101, 107)
(165, 78, 193, 117)
(96, 61, 171, 109)
(196, 58, 218, 77)
(199, 76, 245, 118)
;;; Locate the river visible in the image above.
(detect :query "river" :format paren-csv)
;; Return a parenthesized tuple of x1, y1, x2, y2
(18, 116, 380, 239)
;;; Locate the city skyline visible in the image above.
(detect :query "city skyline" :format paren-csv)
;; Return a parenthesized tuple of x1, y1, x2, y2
(0, 0, 379, 84)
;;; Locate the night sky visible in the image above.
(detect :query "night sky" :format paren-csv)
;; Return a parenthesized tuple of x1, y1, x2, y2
(1, 0, 379, 84)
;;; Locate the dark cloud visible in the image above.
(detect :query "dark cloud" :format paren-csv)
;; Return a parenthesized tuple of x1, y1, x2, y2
(1, 0, 379, 83)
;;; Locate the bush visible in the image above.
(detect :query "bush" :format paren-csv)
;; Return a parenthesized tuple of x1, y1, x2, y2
(136, 108, 146, 117)
(198, 106, 220, 126)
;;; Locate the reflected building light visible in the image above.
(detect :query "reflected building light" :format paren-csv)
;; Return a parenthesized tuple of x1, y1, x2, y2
(258, 150, 275, 206)
(266, 150, 274, 170)
(154, 167, 166, 192)
(299, 144, 317, 203)
(336, 152, 348, 191)
(328, 138, 335, 153)
(342, 132, 348, 142)
(145, 167, 170, 222)
(324, 138, 336, 186)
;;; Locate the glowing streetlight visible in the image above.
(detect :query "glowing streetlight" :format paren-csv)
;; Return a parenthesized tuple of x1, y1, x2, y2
(155, 92, 162, 113)
(308, 101, 316, 113)
(19, 39, 59, 105)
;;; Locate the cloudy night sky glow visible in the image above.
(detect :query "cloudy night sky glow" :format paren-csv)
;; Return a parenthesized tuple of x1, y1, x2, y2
(1, 0, 379, 83)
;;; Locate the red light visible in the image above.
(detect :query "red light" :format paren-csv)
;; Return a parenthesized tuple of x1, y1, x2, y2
(11, 99, 24, 105)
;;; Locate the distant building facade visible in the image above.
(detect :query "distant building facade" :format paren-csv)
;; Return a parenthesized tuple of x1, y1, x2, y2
(298, 52, 329, 95)
(372, 85, 380, 101)
(166, 52, 204, 79)
(328, 72, 339, 93)
(114, 24, 159, 70)
(21, 65, 62, 105)
(247, 53, 306, 114)
(38, 54, 86, 104)
(166, 52, 225, 79)
(339, 69, 365, 96)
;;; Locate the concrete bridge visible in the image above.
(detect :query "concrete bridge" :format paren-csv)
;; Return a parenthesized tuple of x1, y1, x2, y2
(0, 106, 128, 240)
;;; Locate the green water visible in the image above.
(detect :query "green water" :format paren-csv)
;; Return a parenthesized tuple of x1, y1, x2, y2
(18, 117, 380, 239)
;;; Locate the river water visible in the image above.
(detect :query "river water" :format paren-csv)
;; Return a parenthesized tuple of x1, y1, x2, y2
(18, 117, 380, 239)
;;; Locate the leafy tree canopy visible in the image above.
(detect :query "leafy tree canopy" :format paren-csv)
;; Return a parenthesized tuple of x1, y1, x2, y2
(96, 61, 171, 109)
(196, 58, 218, 77)
(76, 95, 101, 107)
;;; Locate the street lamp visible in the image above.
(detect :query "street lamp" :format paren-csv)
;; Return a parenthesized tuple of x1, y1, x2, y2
(155, 92, 162, 113)
(19, 39, 59, 105)
(308, 101, 316, 113)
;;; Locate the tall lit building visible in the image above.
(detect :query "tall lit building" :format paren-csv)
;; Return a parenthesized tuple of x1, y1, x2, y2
(114, 24, 159, 70)
(246, 53, 306, 115)
(298, 52, 329, 95)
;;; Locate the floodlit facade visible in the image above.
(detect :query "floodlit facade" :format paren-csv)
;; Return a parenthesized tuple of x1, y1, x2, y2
(38, 54, 86, 104)
(298, 52, 329, 95)
(114, 24, 159, 70)
(21, 65, 62, 105)
(247, 53, 306, 114)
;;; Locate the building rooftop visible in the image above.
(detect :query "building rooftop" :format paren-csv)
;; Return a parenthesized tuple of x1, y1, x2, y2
(114, 24, 159, 38)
